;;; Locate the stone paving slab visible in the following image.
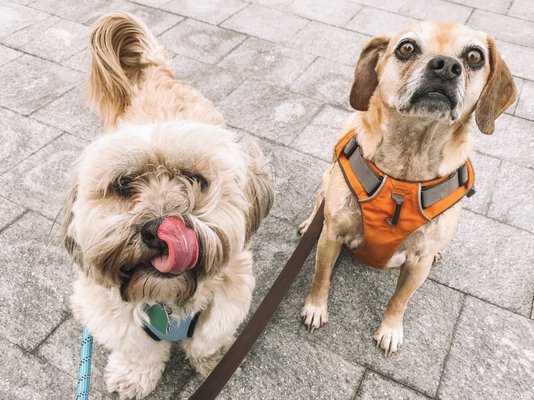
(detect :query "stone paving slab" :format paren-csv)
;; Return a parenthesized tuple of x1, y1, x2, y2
(170, 55, 246, 104)
(437, 296, 534, 400)
(468, 9, 534, 48)
(486, 160, 534, 233)
(472, 114, 534, 169)
(0, 134, 85, 220)
(461, 151, 501, 215)
(2, 17, 89, 64)
(241, 132, 328, 221)
(287, 21, 369, 66)
(0, 2, 50, 39)
(32, 86, 101, 142)
(160, 0, 249, 25)
(289, 104, 352, 162)
(219, 79, 323, 145)
(0, 337, 107, 400)
(515, 80, 534, 121)
(0, 196, 25, 231)
(0, 107, 63, 174)
(160, 19, 245, 64)
(0, 212, 72, 351)
(355, 370, 430, 400)
(495, 39, 534, 81)
(221, 3, 310, 43)
(217, 37, 315, 89)
(430, 210, 534, 317)
(217, 325, 365, 400)
(346, 7, 418, 37)
(0, 54, 82, 116)
(0, 44, 22, 66)
(509, 0, 534, 21)
(290, 57, 354, 105)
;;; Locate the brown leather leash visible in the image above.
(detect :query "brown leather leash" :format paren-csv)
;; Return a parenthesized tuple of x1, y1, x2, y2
(189, 202, 325, 400)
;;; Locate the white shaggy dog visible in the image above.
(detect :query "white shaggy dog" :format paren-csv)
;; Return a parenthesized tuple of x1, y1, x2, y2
(63, 12, 273, 399)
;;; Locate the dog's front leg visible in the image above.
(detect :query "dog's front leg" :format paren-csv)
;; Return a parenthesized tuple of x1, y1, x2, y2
(105, 339, 171, 400)
(301, 223, 343, 332)
(374, 255, 433, 356)
(71, 278, 171, 399)
(181, 251, 254, 376)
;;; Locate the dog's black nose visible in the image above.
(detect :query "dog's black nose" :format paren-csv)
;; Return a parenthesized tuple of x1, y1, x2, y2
(141, 218, 165, 249)
(427, 56, 462, 80)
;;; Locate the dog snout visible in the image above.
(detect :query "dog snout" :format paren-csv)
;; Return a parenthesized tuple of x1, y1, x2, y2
(141, 218, 166, 250)
(427, 56, 462, 81)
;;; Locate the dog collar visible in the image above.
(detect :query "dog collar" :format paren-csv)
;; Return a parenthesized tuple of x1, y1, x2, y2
(140, 303, 199, 341)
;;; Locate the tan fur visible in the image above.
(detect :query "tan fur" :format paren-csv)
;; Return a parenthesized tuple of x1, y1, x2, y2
(87, 12, 224, 130)
(65, 12, 273, 399)
(300, 21, 517, 356)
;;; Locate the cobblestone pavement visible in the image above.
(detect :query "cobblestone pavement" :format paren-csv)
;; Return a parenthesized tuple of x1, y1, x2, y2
(1, 0, 533, 399)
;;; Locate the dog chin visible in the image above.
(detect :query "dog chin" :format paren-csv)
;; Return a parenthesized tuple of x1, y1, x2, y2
(400, 95, 459, 121)
(120, 262, 198, 304)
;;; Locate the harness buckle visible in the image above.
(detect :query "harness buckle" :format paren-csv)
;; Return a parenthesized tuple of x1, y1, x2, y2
(386, 193, 404, 226)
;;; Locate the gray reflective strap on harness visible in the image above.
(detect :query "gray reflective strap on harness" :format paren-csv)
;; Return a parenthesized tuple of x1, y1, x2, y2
(140, 303, 199, 341)
(344, 137, 382, 195)
(343, 137, 473, 208)
(420, 165, 469, 208)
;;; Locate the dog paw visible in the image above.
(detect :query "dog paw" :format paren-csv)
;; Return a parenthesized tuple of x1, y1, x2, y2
(373, 321, 404, 357)
(189, 348, 227, 377)
(105, 355, 165, 399)
(433, 251, 443, 264)
(297, 219, 312, 236)
(301, 302, 328, 332)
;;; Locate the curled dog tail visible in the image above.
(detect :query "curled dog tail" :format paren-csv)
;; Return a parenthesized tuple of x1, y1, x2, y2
(87, 12, 163, 129)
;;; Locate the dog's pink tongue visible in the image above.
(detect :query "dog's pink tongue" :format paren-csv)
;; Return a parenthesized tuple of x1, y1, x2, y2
(151, 218, 199, 274)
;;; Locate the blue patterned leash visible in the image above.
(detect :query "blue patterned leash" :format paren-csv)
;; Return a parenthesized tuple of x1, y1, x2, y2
(76, 327, 93, 400)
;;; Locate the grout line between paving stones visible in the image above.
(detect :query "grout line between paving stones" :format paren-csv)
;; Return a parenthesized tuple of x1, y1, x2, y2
(465, 7, 476, 24)
(0, 130, 66, 178)
(512, 78, 526, 115)
(434, 293, 467, 398)
(0, 208, 30, 235)
(216, 1, 251, 27)
(482, 158, 503, 216)
(427, 277, 533, 320)
(351, 367, 368, 400)
(30, 311, 72, 355)
(302, 328, 436, 399)
(472, 149, 533, 172)
(154, 14, 187, 38)
(463, 207, 534, 235)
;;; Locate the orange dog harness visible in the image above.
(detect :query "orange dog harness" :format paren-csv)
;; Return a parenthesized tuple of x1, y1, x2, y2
(336, 130, 475, 269)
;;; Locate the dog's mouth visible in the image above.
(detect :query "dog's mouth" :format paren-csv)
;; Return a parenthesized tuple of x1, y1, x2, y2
(411, 87, 457, 109)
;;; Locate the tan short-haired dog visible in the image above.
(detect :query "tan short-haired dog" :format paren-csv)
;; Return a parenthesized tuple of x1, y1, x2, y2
(299, 21, 516, 356)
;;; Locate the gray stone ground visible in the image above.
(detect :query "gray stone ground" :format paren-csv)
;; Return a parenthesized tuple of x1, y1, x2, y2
(0, 0, 533, 399)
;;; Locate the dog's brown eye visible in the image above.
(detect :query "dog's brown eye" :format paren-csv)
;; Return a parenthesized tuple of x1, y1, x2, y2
(111, 175, 134, 198)
(395, 40, 418, 60)
(182, 170, 208, 190)
(465, 49, 484, 68)
(400, 43, 415, 55)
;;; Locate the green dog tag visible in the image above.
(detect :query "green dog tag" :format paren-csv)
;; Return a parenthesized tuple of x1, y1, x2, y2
(146, 304, 169, 334)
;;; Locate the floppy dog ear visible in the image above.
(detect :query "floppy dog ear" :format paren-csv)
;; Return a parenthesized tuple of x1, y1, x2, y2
(62, 180, 83, 267)
(244, 143, 274, 241)
(475, 37, 517, 135)
(350, 36, 390, 111)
